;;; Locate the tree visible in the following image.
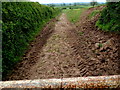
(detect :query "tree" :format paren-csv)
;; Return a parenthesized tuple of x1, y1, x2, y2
(90, 0, 98, 7)
(69, 3, 72, 6)
(63, 3, 66, 6)
(74, 3, 77, 6)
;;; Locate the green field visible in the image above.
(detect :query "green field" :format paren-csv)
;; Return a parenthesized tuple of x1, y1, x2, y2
(56, 5, 91, 10)
(63, 8, 85, 23)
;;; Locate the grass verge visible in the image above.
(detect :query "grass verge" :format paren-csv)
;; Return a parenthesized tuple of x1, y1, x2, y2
(88, 10, 100, 19)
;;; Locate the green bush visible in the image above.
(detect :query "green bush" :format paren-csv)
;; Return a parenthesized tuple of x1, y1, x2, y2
(96, 2, 120, 32)
(2, 2, 60, 77)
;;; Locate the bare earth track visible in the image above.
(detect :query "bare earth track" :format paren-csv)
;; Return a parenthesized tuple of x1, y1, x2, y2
(6, 6, 120, 80)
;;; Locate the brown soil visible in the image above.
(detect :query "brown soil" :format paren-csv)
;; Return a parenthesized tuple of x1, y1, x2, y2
(5, 6, 120, 81)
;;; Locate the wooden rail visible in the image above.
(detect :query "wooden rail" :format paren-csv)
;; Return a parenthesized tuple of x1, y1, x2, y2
(0, 75, 120, 88)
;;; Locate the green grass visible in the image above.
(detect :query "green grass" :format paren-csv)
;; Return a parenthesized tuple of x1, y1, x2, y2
(88, 10, 100, 19)
(64, 8, 85, 23)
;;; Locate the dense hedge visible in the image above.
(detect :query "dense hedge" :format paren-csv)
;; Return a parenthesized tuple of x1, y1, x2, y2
(2, 2, 60, 77)
(96, 2, 120, 32)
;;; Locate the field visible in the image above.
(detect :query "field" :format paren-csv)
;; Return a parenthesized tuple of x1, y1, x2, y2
(63, 9, 84, 23)
(2, 2, 120, 82)
(56, 5, 91, 9)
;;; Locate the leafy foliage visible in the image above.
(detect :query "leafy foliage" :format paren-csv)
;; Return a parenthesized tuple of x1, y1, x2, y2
(96, 2, 120, 32)
(2, 2, 60, 77)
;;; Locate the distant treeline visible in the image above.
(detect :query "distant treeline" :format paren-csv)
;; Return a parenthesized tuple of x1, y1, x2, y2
(96, 2, 120, 32)
(2, 2, 60, 78)
(46, 2, 105, 7)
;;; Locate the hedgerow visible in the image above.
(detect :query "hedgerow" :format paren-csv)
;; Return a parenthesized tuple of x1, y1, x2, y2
(96, 2, 120, 32)
(2, 2, 60, 77)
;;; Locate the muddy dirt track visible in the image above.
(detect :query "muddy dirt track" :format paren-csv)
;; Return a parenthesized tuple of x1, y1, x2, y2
(5, 6, 120, 80)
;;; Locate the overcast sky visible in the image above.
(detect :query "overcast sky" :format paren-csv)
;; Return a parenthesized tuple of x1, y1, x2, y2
(30, 0, 106, 4)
